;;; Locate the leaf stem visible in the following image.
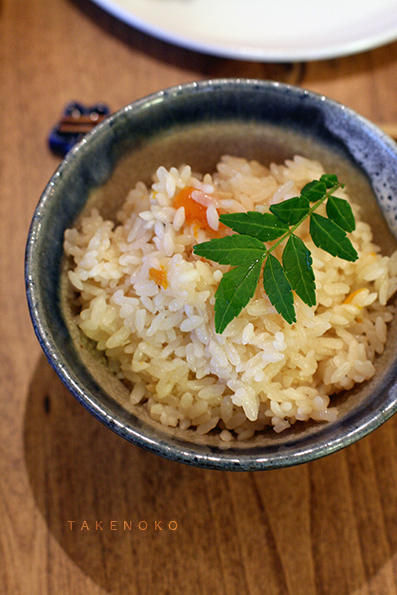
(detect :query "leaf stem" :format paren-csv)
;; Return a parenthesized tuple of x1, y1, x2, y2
(265, 182, 341, 255)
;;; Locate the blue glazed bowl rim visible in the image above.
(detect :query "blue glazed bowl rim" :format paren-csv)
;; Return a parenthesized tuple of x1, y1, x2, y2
(25, 78, 397, 470)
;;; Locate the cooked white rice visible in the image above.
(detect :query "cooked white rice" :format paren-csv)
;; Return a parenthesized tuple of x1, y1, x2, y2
(64, 155, 397, 437)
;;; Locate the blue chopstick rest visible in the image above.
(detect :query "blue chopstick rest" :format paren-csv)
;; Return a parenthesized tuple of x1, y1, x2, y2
(49, 101, 110, 157)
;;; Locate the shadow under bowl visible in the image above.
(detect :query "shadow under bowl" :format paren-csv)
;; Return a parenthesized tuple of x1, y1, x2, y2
(26, 79, 397, 470)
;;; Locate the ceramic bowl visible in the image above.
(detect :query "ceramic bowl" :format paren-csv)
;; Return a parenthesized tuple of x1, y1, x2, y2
(26, 79, 397, 470)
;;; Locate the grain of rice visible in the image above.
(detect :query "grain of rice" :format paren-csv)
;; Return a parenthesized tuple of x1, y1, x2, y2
(242, 323, 255, 345)
(197, 416, 220, 435)
(130, 381, 146, 404)
(180, 316, 204, 333)
(219, 429, 233, 442)
(206, 204, 219, 231)
(173, 206, 185, 231)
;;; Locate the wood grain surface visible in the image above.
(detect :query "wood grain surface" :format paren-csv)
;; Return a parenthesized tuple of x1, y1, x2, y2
(3, 0, 397, 593)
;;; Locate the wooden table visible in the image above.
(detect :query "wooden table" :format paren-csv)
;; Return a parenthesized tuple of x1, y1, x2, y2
(3, 1, 397, 593)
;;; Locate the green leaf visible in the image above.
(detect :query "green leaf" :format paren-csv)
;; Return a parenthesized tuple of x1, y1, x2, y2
(214, 260, 263, 333)
(263, 254, 296, 324)
(269, 196, 310, 225)
(192, 173, 355, 332)
(326, 196, 356, 232)
(282, 235, 316, 307)
(320, 174, 339, 189)
(193, 234, 266, 266)
(310, 213, 358, 262)
(301, 180, 327, 203)
(219, 212, 288, 242)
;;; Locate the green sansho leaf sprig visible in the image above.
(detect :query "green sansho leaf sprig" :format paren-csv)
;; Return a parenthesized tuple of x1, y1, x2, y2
(193, 174, 358, 333)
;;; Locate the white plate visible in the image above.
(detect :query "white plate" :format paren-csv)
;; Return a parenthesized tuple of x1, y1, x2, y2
(91, 0, 397, 62)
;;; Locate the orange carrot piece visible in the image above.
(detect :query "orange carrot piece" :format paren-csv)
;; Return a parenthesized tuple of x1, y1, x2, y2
(149, 265, 168, 289)
(173, 186, 209, 228)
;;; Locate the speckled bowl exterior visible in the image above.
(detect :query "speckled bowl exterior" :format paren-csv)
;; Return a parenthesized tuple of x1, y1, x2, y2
(26, 79, 397, 470)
